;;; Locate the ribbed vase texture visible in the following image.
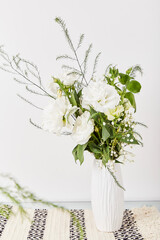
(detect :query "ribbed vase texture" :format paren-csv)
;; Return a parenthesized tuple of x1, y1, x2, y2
(91, 159, 124, 232)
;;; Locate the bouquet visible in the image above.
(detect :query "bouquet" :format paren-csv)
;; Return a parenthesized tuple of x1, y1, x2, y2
(0, 18, 146, 189)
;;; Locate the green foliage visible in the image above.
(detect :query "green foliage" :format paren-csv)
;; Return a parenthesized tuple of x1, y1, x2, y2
(77, 34, 85, 50)
(70, 90, 78, 106)
(130, 65, 143, 77)
(72, 143, 88, 165)
(102, 146, 110, 166)
(56, 54, 76, 61)
(119, 73, 131, 85)
(88, 142, 102, 154)
(102, 126, 110, 141)
(125, 92, 136, 111)
(30, 118, 42, 130)
(107, 167, 125, 191)
(17, 94, 43, 110)
(126, 80, 141, 93)
(0, 205, 12, 219)
(83, 44, 92, 75)
(91, 52, 101, 80)
(0, 174, 85, 239)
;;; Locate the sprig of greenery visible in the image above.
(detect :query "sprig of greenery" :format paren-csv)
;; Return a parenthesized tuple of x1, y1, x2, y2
(17, 94, 43, 110)
(77, 34, 85, 50)
(0, 174, 85, 239)
(90, 52, 101, 81)
(107, 167, 125, 191)
(83, 43, 92, 76)
(0, 46, 55, 100)
(55, 17, 88, 86)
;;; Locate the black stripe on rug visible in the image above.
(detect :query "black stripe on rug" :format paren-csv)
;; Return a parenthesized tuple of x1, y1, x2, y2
(27, 209, 48, 240)
(0, 205, 12, 237)
(70, 209, 87, 240)
(114, 209, 144, 240)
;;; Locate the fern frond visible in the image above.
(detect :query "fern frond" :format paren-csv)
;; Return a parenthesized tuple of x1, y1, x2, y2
(29, 118, 42, 129)
(77, 34, 85, 50)
(17, 94, 43, 110)
(56, 55, 76, 61)
(83, 44, 92, 75)
(91, 52, 101, 80)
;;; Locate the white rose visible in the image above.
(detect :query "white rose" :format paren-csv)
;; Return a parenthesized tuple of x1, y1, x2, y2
(106, 105, 124, 120)
(42, 96, 76, 134)
(82, 80, 120, 113)
(71, 111, 94, 145)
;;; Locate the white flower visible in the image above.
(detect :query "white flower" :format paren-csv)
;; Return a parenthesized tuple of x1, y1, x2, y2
(48, 81, 59, 95)
(71, 111, 94, 145)
(42, 96, 76, 134)
(106, 105, 124, 121)
(57, 71, 77, 86)
(82, 80, 120, 114)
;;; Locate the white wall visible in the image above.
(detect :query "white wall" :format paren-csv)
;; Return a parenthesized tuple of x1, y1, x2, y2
(0, 0, 160, 201)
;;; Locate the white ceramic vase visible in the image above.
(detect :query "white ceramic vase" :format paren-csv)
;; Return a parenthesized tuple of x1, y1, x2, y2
(91, 159, 124, 232)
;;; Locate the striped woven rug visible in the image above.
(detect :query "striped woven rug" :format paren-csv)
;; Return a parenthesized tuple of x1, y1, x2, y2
(0, 206, 159, 239)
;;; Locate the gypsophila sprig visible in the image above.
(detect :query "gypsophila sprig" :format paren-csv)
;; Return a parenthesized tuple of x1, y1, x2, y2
(0, 18, 146, 190)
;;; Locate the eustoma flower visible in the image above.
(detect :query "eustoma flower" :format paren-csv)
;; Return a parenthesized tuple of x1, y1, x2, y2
(42, 96, 76, 134)
(106, 105, 124, 120)
(71, 111, 94, 145)
(82, 80, 120, 114)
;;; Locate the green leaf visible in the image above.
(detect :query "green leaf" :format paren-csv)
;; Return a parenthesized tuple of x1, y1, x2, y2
(119, 73, 131, 85)
(115, 160, 123, 164)
(126, 67, 132, 75)
(77, 143, 88, 165)
(125, 92, 136, 111)
(102, 126, 110, 141)
(72, 143, 88, 164)
(72, 145, 78, 162)
(126, 80, 141, 93)
(102, 146, 109, 166)
(105, 123, 114, 137)
(77, 89, 82, 99)
(70, 91, 77, 106)
(134, 122, 148, 128)
(89, 112, 99, 121)
(88, 142, 102, 154)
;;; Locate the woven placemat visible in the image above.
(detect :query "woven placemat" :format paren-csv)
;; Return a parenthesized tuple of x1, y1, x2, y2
(0, 206, 159, 239)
